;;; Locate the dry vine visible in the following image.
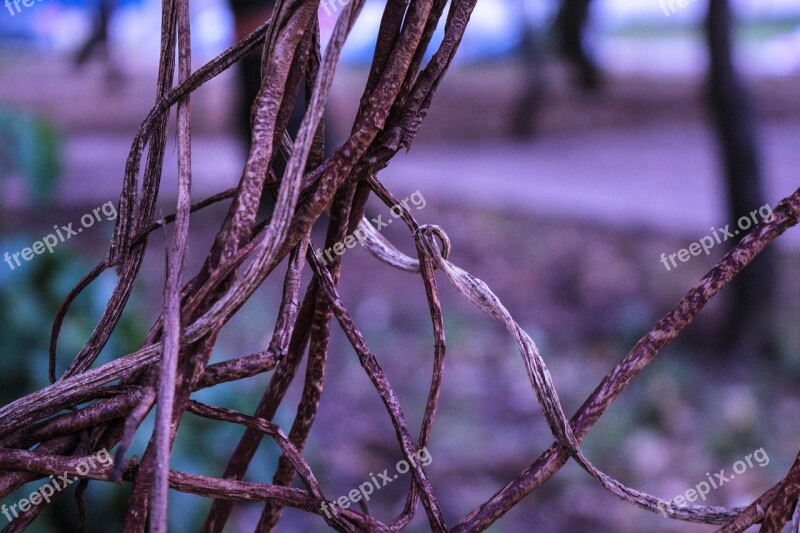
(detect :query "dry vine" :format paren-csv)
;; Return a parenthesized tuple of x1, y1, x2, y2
(1, 0, 799, 531)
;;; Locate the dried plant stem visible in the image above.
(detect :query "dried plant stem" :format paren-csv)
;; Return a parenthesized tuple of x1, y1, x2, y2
(2, 0, 798, 531)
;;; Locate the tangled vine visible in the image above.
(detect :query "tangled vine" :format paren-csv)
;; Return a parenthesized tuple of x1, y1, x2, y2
(1, 0, 799, 531)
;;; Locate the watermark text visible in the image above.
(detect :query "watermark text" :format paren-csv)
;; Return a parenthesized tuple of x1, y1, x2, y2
(321, 447, 433, 518)
(316, 190, 426, 266)
(658, 447, 769, 517)
(660, 203, 774, 271)
(1, 448, 113, 522)
(3, 201, 118, 271)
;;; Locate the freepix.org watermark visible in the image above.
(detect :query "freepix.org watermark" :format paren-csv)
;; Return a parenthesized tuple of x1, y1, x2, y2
(1, 448, 114, 522)
(658, 447, 769, 518)
(316, 190, 426, 266)
(320, 447, 433, 519)
(4, 0, 51, 17)
(659, 203, 774, 272)
(659, 0, 699, 18)
(3, 201, 118, 271)
(320, 0, 349, 16)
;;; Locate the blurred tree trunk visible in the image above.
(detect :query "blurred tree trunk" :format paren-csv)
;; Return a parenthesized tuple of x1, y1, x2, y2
(705, 0, 776, 358)
(510, 7, 547, 138)
(555, 0, 599, 90)
(512, 0, 599, 137)
(228, 0, 275, 141)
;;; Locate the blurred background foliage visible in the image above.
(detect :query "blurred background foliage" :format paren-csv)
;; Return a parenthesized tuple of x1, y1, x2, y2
(0, 108, 61, 205)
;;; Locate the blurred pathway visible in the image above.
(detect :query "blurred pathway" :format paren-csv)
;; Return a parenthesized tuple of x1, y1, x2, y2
(381, 121, 800, 247)
(58, 119, 800, 249)
(8, 60, 797, 248)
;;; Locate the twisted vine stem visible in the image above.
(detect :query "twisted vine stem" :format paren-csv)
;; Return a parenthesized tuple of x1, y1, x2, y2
(1, 1, 798, 531)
